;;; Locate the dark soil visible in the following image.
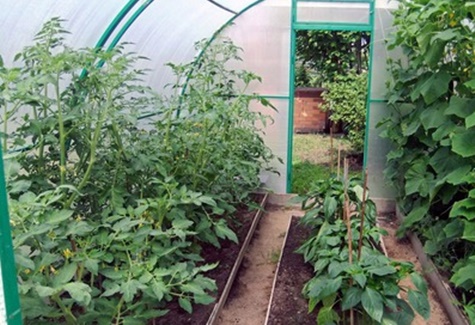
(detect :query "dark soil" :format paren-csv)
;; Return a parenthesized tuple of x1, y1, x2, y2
(267, 216, 316, 325)
(154, 195, 263, 325)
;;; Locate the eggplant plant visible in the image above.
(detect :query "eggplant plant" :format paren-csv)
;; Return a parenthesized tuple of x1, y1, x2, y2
(295, 177, 430, 324)
(1, 18, 277, 324)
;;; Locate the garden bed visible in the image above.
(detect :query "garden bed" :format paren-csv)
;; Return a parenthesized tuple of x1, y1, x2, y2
(265, 216, 314, 325)
(154, 193, 268, 325)
(265, 215, 450, 325)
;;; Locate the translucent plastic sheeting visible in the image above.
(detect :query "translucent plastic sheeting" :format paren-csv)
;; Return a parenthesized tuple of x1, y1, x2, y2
(366, 3, 402, 199)
(251, 98, 289, 194)
(209, 0, 258, 14)
(296, 2, 370, 25)
(370, 6, 405, 100)
(366, 102, 395, 199)
(0, 1, 126, 65)
(120, 0, 233, 97)
(223, 0, 291, 96)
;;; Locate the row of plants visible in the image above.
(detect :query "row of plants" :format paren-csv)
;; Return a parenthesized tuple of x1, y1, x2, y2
(293, 176, 430, 324)
(0, 19, 277, 324)
(380, 0, 475, 321)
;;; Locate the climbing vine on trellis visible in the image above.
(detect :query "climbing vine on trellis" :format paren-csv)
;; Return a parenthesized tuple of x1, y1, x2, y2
(380, 0, 475, 320)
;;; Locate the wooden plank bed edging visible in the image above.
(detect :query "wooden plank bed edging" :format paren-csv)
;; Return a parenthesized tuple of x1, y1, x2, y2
(206, 193, 269, 325)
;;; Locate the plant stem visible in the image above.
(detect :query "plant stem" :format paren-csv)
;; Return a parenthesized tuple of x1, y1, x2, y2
(66, 90, 111, 207)
(52, 293, 77, 324)
(357, 169, 368, 261)
(56, 75, 67, 185)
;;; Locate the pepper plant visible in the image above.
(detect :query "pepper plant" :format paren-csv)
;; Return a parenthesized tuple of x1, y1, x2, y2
(1, 18, 277, 324)
(294, 177, 430, 324)
(379, 1, 475, 320)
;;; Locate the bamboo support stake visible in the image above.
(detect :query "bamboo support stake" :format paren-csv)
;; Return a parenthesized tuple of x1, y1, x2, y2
(330, 125, 334, 174)
(357, 169, 368, 261)
(343, 159, 354, 325)
(337, 143, 341, 179)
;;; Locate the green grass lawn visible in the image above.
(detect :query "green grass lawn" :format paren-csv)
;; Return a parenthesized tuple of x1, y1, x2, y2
(291, 134, 362, 195)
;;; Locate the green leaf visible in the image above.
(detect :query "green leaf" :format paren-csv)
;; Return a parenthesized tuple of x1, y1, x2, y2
(341, 287, 362, 310)
(462, 220, 475, 242)
(466, 110, 475, 128)
(53, 263, 77, 287)
(172, 219, 194, 230)
(420, 102, 448, 130)
(8, 180, 31, 194)
(408, 289, 430, 320)
(367, 265, 397, 276)
(450, 263, 475, 288)
(361, 287, 384, 322)
(179, 297, 193, 313)
(410, 273, 428, 295)
(317, 305, 340, 325)
(449, 198, 475, 219)
(214, 221, 238, 243)
(121, 279, 145, 303)
(452, 128, 475, 158)
(431, 29, 458, 42)
(464, 78, 475, 89)
(84, 259, 99, 276)
(419, 71, 451, 105)
(151, 280, 167, 300)
(62, 282, 92, 306)
(194, 294, 215, 305)
(353, 273, 367, 288)
(47, 209, 74, 224)
(445, 97, 475, 118)
(323, 196, 337, 218)
(36, 285, 57, 298)
(181, 282, 205, 296)
(402, 205, 429, 229)
(15, 254, 35, 270)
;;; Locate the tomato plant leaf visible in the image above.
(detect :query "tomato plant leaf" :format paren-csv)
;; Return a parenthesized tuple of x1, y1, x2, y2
(62, 282, 92, 306)
(178, 297, 193, 314)
(53, 263, 77, 287)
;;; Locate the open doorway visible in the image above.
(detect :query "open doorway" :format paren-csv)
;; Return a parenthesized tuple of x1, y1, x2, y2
(291, 30, 370, 194)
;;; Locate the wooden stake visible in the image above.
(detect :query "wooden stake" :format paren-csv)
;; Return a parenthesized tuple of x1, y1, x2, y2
(357, 169, 368, 261)
(337, 143, 341, 179)
(343, 159, 354, 325)
(330, 125, 334, 174)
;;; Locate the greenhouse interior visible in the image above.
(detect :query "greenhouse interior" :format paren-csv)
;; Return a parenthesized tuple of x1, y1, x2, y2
(0, 0, 474, 324)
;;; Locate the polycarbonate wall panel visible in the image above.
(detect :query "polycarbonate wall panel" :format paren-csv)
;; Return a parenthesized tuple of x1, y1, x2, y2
(370, 7, 404, 100)
(366, 102, 395, 199)
(251, 99, 289, 193)
(222, 0, 291, 96)
(0, 1, 127, 65)
(296, 2, 370, 24)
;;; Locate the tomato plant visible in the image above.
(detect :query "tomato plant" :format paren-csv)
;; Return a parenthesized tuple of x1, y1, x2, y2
(379, 1, 475, 320)
(0, 18, 277, 324)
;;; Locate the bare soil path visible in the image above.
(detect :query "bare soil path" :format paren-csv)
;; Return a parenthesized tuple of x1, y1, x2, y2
(379, 215, 450, 325)
(216, 205, 303, 325)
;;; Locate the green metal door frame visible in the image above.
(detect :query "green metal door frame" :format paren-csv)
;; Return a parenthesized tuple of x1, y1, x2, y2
(0, 145, 22, 324)
(286, 0, 375, 192)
